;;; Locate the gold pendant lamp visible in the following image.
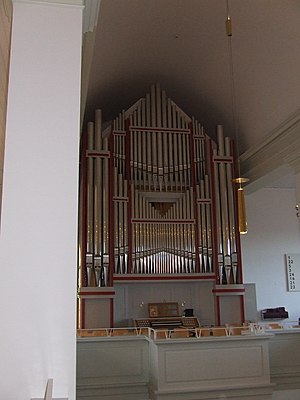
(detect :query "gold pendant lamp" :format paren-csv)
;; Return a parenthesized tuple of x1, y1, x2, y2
(234, 177, 248, 234)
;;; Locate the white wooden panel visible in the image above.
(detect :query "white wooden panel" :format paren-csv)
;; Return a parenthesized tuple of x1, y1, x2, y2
(84, 298, 111, 328)
(114, 285, 129, 326)
(76, 331, 300, 399)
(165, 346, 264, 382)
(272, 389, 300, 400)
(151, 337, 271, 391)
(77, 337, 149, 386)
(269, 331, 300, 389)
(219, 295, 242, 325)
(244, 283, 258, 322)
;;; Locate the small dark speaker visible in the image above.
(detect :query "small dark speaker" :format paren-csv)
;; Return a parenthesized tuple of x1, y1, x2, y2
(184, 308, 194, 317)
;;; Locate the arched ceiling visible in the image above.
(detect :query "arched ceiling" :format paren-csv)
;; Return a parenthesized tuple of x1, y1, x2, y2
(82, 0, 300, 191)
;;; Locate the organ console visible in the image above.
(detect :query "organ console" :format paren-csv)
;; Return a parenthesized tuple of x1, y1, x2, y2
(134, 302, 199, 330)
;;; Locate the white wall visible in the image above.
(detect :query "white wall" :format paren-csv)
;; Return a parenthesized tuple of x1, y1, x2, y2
(114, 281, 215, 327)
(273, 389, 300, 400)
(0, 0, 12, 217)
(241, 188, 300, 321)
(0, 1, 82, 399)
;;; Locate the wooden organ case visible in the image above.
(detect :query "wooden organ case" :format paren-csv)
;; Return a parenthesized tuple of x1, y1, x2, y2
(78, 84, 245, 329)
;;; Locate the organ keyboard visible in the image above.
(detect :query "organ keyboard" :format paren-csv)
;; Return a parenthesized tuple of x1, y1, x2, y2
(135, 316, 200, 330)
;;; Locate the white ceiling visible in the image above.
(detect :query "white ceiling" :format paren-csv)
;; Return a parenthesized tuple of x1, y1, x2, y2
(82, 0, 300, 190)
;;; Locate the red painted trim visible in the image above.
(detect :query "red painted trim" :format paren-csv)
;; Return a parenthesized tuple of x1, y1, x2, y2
(240, 295, 245, 323)
(86, 150, 110, 158)
(81, 132, 88, 288)
(209, 140, 219, 285)
(110, 298, 114, 328)
(125, 119, 132, 273)
(197, 199, 212, 204)
(216, 296, 221, 326)
(113, 274, 215, 281)
(81, 298, 85, 329)
(213, 157, 233, 163)
(109, 128, 115, 286)
(79, 291, 116, 296)
(113, 130, 126, 136)
(76, 297, 79, 329)
(212, 288, 245, 293)
(113, 196, 129, 202)
(189, 122, 200, 273)
(80, 131, 88, 329)
(131, 218, 195, 224)
(129, 126, 190, 134)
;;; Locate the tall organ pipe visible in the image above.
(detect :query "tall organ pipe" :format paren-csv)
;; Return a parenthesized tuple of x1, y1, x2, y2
(86, 122, 94, 286)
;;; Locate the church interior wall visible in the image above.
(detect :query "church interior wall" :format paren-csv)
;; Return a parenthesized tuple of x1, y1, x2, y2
(242, 187, 300, 322)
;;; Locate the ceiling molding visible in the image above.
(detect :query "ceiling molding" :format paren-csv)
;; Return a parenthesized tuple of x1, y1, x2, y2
(83, 0, 101, 34)
(240, 109, 300, 190)
(80, 1, 101, 127)
(12, 0, 84, 5)
(243, 165, 294, 195)
(2, 0, 12, 21)
(284, 151, 300, 175)
(81, 29, 97, 128)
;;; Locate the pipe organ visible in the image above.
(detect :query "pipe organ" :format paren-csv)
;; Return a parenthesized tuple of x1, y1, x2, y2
(78, 84, 245, 328)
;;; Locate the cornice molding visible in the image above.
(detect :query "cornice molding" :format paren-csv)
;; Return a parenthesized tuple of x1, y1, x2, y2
(12, 0, 84, 6)
(83, 0, 101, 34)
(2, 0, 12, 21)
(240, 109, 300, 190)
(80, 1, 101, 126)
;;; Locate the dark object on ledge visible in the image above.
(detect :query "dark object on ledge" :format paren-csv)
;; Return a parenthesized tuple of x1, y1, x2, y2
(184, 308, 194, 317)
(261, 307, 289, 320)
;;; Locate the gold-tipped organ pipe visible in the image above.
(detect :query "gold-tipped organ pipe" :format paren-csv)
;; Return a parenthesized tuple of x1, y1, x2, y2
(123, 180, 128, 274)
(102, 136, 109, 287)
(217, 126, 230, 257)
(205, 175, 213, 273)
(114, 168, 119, 273)
(225, 137, 237, 253)
(213, 147, 224, 284)
(94, 110, 102, 259)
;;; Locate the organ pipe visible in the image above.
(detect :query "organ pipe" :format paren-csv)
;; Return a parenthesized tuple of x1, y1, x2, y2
(79, 83, 243, 288)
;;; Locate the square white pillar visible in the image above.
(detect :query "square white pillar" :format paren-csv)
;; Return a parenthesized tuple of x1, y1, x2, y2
(0, 1, 83, 399)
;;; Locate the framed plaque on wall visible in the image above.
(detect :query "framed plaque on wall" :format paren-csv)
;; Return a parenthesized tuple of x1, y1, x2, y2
(286, 254, 300, 291)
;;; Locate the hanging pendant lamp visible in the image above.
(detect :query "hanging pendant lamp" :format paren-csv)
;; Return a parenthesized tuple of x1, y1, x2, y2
(226, 1, 249, 234)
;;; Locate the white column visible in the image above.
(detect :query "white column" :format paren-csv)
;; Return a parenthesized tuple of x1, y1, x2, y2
(0, 1, 83, 399)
